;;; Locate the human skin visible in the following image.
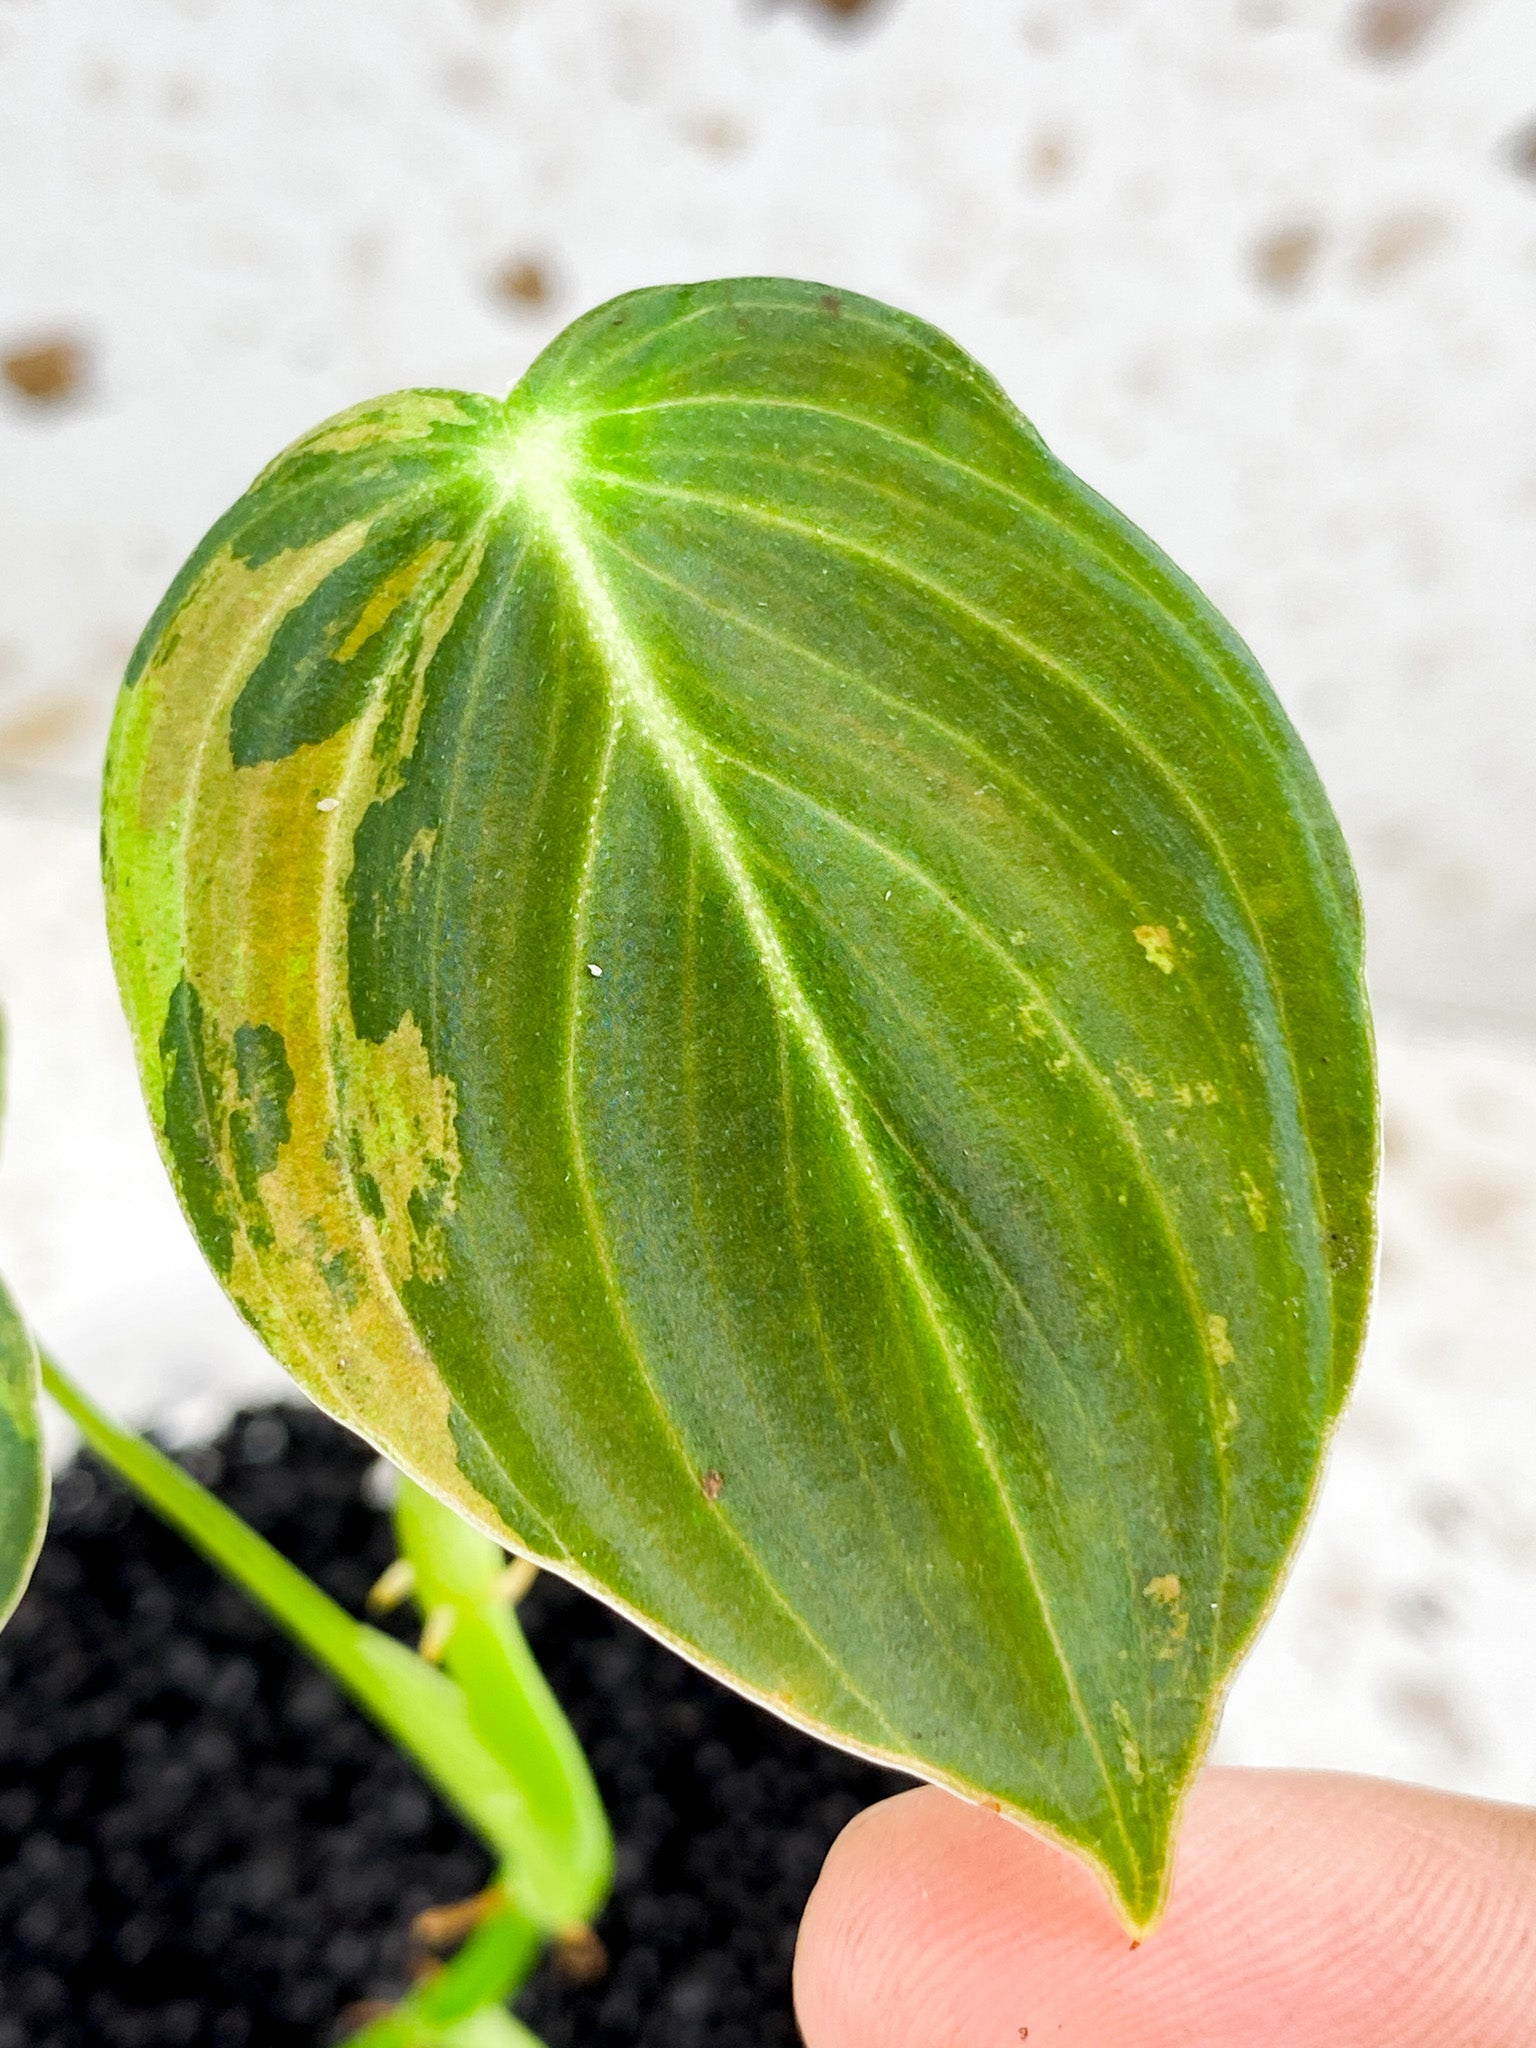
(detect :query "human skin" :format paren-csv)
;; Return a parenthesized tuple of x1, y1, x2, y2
(794, 1770, 1536, 2048)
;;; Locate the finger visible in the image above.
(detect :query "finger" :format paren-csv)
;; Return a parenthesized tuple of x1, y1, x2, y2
(795, 1769, 1536, 2048)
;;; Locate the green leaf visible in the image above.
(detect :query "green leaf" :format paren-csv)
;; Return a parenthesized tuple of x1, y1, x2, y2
(0, 1013, 49, 1633)
(0, 1272, 47, 1633)
(101, 277, 1376, 1927)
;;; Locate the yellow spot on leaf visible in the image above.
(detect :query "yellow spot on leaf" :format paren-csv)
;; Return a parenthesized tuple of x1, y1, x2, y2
(401, 827, 438, 897)
(341, 1014, 462, 1288)
(1116, 1062, 1155, 1101)
(1240, 1171, 1269, 1231)
(1207, 1314, 1236, 1367)
(1143, 1574, 1190, 1659)
(335, 543, 450, 662)
(1112, 1701, 1144, 1783)
(1133, 923, 1175, 974)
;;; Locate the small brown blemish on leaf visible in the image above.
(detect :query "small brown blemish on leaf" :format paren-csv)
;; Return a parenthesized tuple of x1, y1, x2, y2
(1133, 924, 1175, 974)
(1144, 1573, 1181, 1605)
(819, 292, 844, 317)
(1353, 0, 1461, 61)
(702, 1468, 724, 1502)
(1251, 220, 1323, 294)
(492, 257, 555, 310)
(2, 335, 87, 404)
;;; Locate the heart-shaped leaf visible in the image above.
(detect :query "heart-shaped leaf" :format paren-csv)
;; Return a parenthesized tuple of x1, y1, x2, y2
(103, 277, 1376, 1926)
(0, 1022, 49, 1632)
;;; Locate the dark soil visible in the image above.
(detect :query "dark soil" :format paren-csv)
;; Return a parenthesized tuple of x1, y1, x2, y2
(0, 1405, 906, 2048)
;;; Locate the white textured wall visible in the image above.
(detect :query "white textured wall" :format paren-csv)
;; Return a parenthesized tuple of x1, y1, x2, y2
(3, 0, 1536, 1807)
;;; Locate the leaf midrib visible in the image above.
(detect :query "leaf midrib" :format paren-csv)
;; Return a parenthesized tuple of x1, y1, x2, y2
(515, 446, 1142, 1880)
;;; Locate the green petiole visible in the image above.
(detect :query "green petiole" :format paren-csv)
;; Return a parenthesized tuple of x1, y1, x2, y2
(39, 1354, 614, 2040)
(391, 1473, 613, 1930)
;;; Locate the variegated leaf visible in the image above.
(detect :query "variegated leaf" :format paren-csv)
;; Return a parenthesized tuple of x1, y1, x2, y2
(103, 277, 1376, 1926)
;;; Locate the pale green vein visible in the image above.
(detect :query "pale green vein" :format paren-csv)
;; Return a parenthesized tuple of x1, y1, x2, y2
(582, 521, 1288, 1165)
(701, 744, 1229, 1712)
(582, 465, 1334, 1360)
(765, 984, 1031, 1755)
(580, 389, 1303, 778)
(583, 467, 1277, 956)
(521, 465, 1141, 1872)
(557, 695, 905, 1744)
(700, 741, 1231, 1475)
(671, 841, 1007, 1739)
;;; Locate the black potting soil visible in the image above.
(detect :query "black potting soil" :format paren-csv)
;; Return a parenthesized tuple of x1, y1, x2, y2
(0, 1404, 906, 2048)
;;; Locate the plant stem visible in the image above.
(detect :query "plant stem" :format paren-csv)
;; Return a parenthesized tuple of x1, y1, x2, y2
(38, 1356, 608, 1929)
(393, 1475, 612, 1930)
(342, 1897, 542, 2046)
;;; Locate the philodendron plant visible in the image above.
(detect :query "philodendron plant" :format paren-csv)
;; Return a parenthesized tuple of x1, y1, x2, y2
(0, 276, 1375, 2033)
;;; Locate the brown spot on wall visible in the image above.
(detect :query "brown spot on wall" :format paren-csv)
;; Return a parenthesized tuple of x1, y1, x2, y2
(1384, 1676, 1479, 1760)
(1024, 128, 1073, 185)
(1252, 221, 1323, 293)
(0, 694, 93, 765)
(2, 335, 88, 404)
(1352, 0, 1462, 62)
(770, 0, 885, 20)
(678, 110, 749, 157)
(1356, 208, 1448, 282)
(1434, 1170, 1529, 1237)
(492, 258, 555, 311)
(1505, 120, 1536, 182)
